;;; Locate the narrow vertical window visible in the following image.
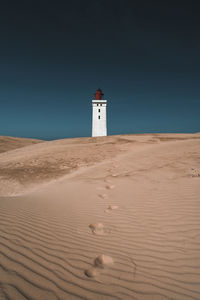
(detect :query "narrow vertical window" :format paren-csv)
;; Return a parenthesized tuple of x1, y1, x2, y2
(98, 115, 100, 119)
(98, 109, 100, 112)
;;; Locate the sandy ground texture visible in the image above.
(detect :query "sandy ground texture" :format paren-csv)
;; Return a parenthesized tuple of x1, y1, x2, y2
(0, 136, 42, 154)
(0, 133, 200, 300)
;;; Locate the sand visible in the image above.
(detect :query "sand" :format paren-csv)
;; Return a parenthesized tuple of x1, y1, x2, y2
(0, 133, 200, 299)
(0, 136, 42, 154)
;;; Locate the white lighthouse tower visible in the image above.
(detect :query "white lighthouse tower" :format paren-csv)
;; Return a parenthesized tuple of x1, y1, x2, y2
(92, 88, 107, 137)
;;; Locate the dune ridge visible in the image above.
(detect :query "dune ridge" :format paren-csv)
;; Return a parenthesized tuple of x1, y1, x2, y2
(0, 136, 43, 154)
(0, 133, 200, 299)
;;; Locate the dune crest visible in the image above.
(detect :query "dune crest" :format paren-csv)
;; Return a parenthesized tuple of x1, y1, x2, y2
(0, 136, 42, 154)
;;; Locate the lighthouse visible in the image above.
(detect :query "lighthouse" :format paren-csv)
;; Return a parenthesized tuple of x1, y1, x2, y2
(92, 89, 107, 137)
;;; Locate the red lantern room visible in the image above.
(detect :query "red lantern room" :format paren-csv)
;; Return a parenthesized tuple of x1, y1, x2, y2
(94, 88, 104, 100)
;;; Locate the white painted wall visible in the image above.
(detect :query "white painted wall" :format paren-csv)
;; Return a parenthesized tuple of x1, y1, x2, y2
(92, 100, 107, 137)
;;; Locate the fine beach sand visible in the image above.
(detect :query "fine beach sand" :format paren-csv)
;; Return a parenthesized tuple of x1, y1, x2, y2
(0, 133, 200, 300)
(0, 136, 42, 154)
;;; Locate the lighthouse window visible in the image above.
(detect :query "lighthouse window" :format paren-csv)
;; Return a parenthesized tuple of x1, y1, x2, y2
(98, 116, 100, 119)
(98, 109, 100, 112)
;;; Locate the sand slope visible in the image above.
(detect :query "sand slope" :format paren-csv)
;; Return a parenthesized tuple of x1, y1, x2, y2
(0, 133, 200, 299)
(0, 135, 144, 196)
(0, 136, 43, 154)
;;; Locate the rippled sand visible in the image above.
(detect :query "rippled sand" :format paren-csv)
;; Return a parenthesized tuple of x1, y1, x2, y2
(0, 133, 200, 299)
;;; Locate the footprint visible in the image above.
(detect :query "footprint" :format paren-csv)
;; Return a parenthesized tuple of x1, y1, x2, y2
(111, 173, 119, 177)
(89, 223, 105, 235)
(85, 254, 135, 286)
(105, 184, 115, 190)
(85, 267, 98, 278)
(94, 255, 114, 268)
(98, 193, 108, 199)
(85, 255, 114, 278)
(190, 168, 200, 177)
(105, 205, 119, 213)
(89, 223, 114, 235)
(109, 205, 119, 210)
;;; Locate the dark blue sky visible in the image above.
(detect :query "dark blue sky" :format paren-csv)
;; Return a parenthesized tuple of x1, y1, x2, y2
(0, 0, 200, 139)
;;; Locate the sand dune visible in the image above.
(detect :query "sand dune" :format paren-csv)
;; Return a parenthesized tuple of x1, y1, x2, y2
(0, 136, 43, 154)
(0, 133, 200, 299)
(0, 135, 136, 196)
